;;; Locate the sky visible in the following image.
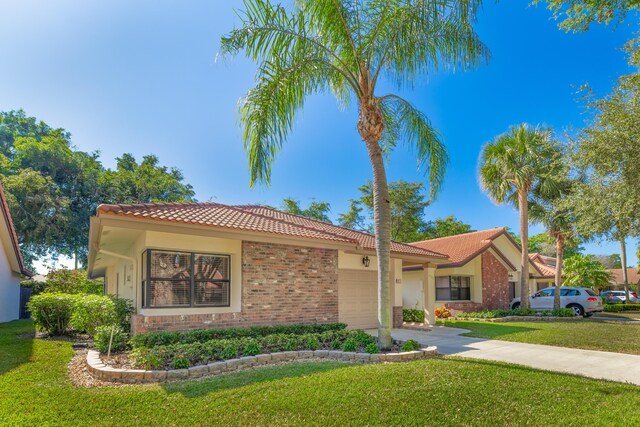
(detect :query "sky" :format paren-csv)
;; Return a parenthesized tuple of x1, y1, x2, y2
(0, 0, 638, 272)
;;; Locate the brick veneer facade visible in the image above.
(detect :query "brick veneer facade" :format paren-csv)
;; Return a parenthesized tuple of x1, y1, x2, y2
(443, 252, 511, 314)
(393, 306, 403, 328)
(132, 241, 339, 334)
(480, 251, 511, 310)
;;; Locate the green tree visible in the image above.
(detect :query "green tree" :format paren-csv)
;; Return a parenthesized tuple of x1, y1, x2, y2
(590, 254, 622, 269)
(563, 254, 613, 292)
(99, 154, 195, 204)
(281, 198, 332, 223)
(537, 0, 639, 32)
(339, 180, 431, 243)
(221, 0, 487, 348)
(479, 124, 563, 309)
(422, 216, 473, 240)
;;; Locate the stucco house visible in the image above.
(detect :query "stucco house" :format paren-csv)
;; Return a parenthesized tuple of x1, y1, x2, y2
(0, 183, 31, 322)
(403, 228, 556, 322)
(87, 202, 448, 334)
(608, 268, 640, 290)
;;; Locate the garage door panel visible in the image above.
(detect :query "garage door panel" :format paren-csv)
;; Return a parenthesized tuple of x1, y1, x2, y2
(338, 269, 378, 329)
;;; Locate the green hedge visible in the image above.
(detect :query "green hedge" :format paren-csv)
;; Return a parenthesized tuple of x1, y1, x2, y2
(130, 329, 376, 369)
(604, 303, 640, 312)
(27, 293, 79, 336)
(130, 323, 348, 349)
(403, 309, 424, 323)
(456, 308, 574, 319)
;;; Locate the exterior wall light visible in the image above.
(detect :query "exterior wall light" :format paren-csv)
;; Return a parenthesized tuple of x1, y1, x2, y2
(362, 256, 370, 267)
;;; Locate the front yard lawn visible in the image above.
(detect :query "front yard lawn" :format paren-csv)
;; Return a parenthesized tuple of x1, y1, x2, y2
(2, 320, 640, 426)
(441, 319, 640, 355)
(594, 311, 640, 320)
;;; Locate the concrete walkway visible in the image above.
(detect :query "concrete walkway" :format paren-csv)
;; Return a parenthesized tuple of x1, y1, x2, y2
(368, 326, 640, 386)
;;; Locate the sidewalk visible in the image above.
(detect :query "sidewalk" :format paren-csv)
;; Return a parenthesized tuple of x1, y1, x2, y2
(368, 326, 640, 386)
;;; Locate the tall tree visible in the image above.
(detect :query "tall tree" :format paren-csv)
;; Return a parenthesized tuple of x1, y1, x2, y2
(563, 254, 613, 292)
(221, 0, 487, 348)
(590, 254, 622, 269)
(479, 124, 562, 309)
(537, 0, 639, 32)
(529, 171, 579, 309)
(528, 232, 582, 258)
(339, 180, 432, 242)
(281, 198, 332, 223)
(422, 215, 473, 240)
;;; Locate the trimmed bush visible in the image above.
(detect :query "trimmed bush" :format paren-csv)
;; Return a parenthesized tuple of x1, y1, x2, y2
(94, 325, 129, 354)
(401, 340, 421, 352)
(109, 296, 135, 331)
(44, 268, 103, 295)
(131, 329, 374, 370)
(130, 323, 347, 349)
(70, 295, 117, 335)
(604, 303, 640, 312)
(365, 343, 379, 354)
(403, 309, 424, 323)
(27, 293, 78, 335)
(456, 307, 575, 319)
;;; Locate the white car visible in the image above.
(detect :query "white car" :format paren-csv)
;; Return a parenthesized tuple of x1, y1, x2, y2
(510, 286, 604, 317)
(601, 290, 640, 304)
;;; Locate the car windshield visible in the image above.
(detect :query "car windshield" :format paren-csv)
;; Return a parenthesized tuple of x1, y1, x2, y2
(584, 289, 598, 296)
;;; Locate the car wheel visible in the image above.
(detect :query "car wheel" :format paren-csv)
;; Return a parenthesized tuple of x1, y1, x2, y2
(511, 302, 520, 310)
(567, 304, 584, 317)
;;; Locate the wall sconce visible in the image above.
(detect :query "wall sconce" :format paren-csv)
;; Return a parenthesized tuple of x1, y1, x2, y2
(362, 256, 370, 267)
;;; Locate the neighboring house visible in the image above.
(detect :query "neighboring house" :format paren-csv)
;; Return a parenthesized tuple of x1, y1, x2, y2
(0, 183, 31, 323)
(87, 202, 448, 334)
(608, 268, 640, 290)
(402, 228, 556, 322)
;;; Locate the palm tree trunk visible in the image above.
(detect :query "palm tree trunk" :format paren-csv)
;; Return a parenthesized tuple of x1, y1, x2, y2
(358, 96, 392, 350)
(518, 189, 530, 309)
(620, 238, 629, 302)
(553, 234, 565, 310)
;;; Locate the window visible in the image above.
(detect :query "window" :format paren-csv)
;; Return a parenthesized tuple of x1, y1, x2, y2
(142, 249, 230, 308)
(535, 288, 554, 297)
(436, 276, 471, 301)
(560, 289, 580, 296)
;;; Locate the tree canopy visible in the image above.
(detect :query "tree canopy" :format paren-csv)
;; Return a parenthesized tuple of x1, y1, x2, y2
(281, 198, 332, 223)
(538, 0, 639, 32)
(563, 254, 613, 291)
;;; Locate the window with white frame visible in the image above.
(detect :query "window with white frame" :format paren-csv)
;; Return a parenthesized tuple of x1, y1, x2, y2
(436, 276, 471, 301)
(142, 249, 230, 308)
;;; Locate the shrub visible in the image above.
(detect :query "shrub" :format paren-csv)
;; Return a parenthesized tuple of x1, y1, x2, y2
(552, 308, 574, 317)
(456, 308, 537, 319)
(604, 303, 640, 312)
(171, 355, 190, 369)
(20, 279, 47, 295)
(403, 309, 424, 323)
(365, 343, 379, 354)
(130, 323, 347, 349)
(27, 293, 78, 335)
(110, 296, 135, 331)
(435, 307, 451, 319)
(70, 294, 117, 334)
(242, 339, 262, 356)
(341, 338, 358, 352)
(301, 334, 320, 351)
(401, 340, 421, 352)
(219, 343, 239, 360)
(94, 325, 129, 354)
(45, 268, 103, 295)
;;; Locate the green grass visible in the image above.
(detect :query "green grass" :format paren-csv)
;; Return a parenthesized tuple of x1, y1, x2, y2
(594, 311, 640, 320)
(2, 320, 640, 426)
(441, 319, 640, 355)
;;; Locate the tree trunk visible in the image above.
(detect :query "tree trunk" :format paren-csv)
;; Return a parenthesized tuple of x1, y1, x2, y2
(518, 189, 530, 309)
(74, 249, 79, 270)
(553, 234, 565, 310)
(358, 96, 392, 350)
(620, 238, 629, 302)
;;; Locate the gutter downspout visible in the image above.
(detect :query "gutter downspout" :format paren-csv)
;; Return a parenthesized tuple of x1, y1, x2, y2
(98, 249, 138, 310)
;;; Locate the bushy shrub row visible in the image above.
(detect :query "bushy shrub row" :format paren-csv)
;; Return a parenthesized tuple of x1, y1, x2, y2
(455, 308, 574, 319)
(130, 329, 377, 370)
(94, 325, 129, 353)
(27, 293, 134, 336)
(604, 303, 640, 312)
(130, 323, 347, 349)
(403, 309, 425, 323)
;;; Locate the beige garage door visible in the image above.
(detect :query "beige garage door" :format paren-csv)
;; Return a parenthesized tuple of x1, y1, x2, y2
(338, 269, 378, 329)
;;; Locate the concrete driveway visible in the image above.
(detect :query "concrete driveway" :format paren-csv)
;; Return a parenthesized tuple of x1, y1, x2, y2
(368, 326, 640, 386)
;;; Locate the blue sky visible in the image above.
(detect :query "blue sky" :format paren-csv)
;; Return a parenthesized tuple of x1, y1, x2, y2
(0, 0, 638, 271)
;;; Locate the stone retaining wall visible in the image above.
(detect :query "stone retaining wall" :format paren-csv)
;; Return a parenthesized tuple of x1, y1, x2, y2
(86, 346, 438, 384)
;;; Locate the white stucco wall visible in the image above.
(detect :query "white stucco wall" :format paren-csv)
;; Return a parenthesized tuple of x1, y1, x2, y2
(0, 239, 20, 322)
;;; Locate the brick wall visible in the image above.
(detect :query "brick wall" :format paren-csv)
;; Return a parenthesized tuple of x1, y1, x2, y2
(392, 306, 403, 328)
(480, 251, 511, 310)
(132, 241, 339, 334)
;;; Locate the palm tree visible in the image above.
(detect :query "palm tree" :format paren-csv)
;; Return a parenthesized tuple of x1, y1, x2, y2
(478, 124, 561, 309)
(221, 0, 487, 348)
(529, 173, 578, 309)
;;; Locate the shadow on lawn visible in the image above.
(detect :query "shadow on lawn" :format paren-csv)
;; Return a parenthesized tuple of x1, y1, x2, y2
(0, 319, 34, 375)
(161, 360, 353, 398)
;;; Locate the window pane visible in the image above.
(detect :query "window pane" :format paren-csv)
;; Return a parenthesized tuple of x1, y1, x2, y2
(150, 251, 191, 279)
(150, 280, 190, 307)
(436, 277, 450, 288)
(461, 277, 471, 288)
(436, 288, 450, 301)
(194, 254, 229, 280)
(195, 281, 230, 306)
(450, 276, 461, 288)
(459, 287, 470, 300)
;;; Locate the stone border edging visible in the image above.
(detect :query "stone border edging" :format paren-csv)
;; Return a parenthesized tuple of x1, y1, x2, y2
(450, 315, 583, 322)
(86, 347, 438, 383)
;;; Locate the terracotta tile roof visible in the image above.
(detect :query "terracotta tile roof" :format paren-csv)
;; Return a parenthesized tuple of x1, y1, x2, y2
(96, 202, 447, 259)
(529, 253, 556, 278)
(410, 228, 506, 265)
(609, 268, 640, 285)
(0, 183, 30, 276)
